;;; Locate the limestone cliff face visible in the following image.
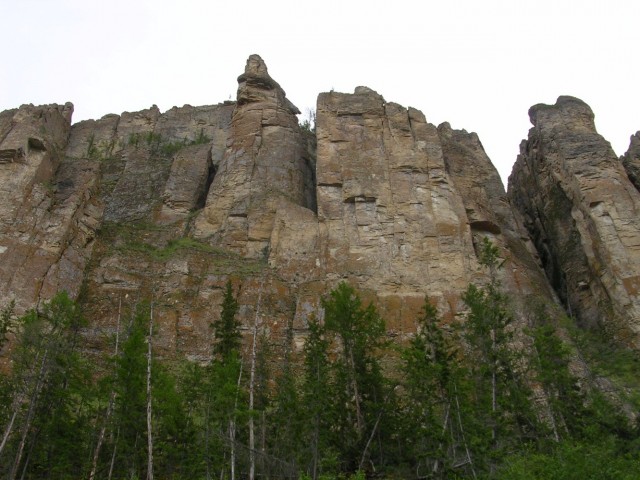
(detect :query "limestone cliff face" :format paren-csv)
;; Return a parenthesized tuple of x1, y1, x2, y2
(509, 96, 640, 346)
(6, 57, 638, 362)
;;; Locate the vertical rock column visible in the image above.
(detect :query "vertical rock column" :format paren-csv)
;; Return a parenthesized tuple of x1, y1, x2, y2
(509, 96, 640, 346)
(315, 87, 474, 310)
(195, 55, 313, 257)
(0, 103, 103, 311)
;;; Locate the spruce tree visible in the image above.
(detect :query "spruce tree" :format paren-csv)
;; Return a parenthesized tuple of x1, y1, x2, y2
(322, 282, 388, 473)
(0, 292, 93, 479)
(212, 280, 241, 362)
(206, 279, 246, 480)
(301, 314, 333, 479)
(462, 238, 537, 473)
(402, 299, 477, 479)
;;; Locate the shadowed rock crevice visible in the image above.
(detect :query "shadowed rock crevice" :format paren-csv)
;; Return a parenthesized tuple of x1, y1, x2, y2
(622, 132, 640, 192)
(196, 160, 217, 211)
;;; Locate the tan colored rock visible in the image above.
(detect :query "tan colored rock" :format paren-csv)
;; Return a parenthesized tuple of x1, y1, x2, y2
(0, 103, 73, 228)
(195, 55, 314, 257)
(509, 96, 640, 346)
(159, 144, 212, 223)
(0, 103, 103, 313)
(315, 89, 473, 308)
(0, 57, 562, 363)
(438, 122, 552, 300)
(66, 114, 120, 159)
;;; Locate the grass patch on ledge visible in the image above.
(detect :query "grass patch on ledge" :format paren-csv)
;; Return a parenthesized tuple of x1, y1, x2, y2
(98, 221, 268, 275)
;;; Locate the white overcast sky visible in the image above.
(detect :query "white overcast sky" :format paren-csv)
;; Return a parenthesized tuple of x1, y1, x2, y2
(1, 0, 638, 185)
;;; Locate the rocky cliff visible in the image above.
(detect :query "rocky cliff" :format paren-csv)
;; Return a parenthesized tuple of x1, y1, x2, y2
(509, 97, 640, 347)
(1, 56, 638, 360)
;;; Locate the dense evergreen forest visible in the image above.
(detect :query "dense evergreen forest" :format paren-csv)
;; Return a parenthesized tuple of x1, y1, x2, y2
(0, 239, 638, 479)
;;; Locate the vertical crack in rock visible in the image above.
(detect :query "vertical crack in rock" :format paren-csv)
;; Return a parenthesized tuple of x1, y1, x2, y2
(621, 131, 640, 192)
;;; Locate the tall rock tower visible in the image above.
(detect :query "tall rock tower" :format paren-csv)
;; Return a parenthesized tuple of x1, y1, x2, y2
(509, 96, 640, 346)
(195, 54, 315, 257)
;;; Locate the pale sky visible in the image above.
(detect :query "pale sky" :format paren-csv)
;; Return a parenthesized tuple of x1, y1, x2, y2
(1, 0, 638, 185)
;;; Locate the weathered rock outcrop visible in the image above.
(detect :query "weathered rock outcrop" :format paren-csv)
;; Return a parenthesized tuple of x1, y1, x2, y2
(267, 87, 552, 331)
(195, 55, 316, 257)
(622, 132, 640, 192)
(0, 56, 587, 361)
(0, 103, 102, 312)
(438, 123, 553, 302)
(509, 96, 640, 346)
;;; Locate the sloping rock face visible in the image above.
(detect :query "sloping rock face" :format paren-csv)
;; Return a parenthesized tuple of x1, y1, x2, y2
(622, 132, 640, 192)
(437, 123, 553, 303)
(0, 55, 557, 361)
(509, 96, 640, 346)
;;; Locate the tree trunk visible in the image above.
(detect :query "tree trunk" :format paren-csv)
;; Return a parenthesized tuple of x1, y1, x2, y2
(0, 403, 19, 456)
(107, 426, 120, 480)
(146, 302, 154, 480)
(249, 320, 257, 480)
(359, 408, 383, 471)
(311, 412, 319, 480)
(229, 419, 236, 480)
(348, 347, 364, 435)
(230, 360, 243, 480)
(248, 281, 264, 480)
(453, 387, 477, 480)
(89, 297, 122, 480)
(205, 394, 212, 480)
(432, 401, 451, 475)
(10, 350, 49, 480)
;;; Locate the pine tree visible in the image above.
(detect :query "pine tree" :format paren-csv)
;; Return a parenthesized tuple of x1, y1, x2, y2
(206, 279, 246, 480)
(0, 300, 15, 351)
(322, 282, 388, 473)
(212, 280, 241, 362)
(402, 299, 477, 479)
(301, 314, 333, 479)
(0, 292, 94, 479)
(269, 317, 302, 476)
(108, 303, 154, 480)
(462, 238, 537, 474)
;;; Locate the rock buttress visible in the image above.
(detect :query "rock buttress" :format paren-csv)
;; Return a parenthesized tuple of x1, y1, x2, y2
(0, 103, 103, 312)
(509, 96, 640, 346)
(194, 54, 315, 257)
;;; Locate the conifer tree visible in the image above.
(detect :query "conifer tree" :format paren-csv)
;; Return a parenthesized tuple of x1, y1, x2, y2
(301, 314, 332, 479)
(322, 282, 388, 472)
(402, 299, 477, 479)
(462, 238, 537, 473)
(111, 304, 151, 479)
(206, 279, 246, 480)
(0, 292, 93, 479)
(269, 316, 302, 475)
(212, 280, 241, 362)
(0, 300, 15, 351)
